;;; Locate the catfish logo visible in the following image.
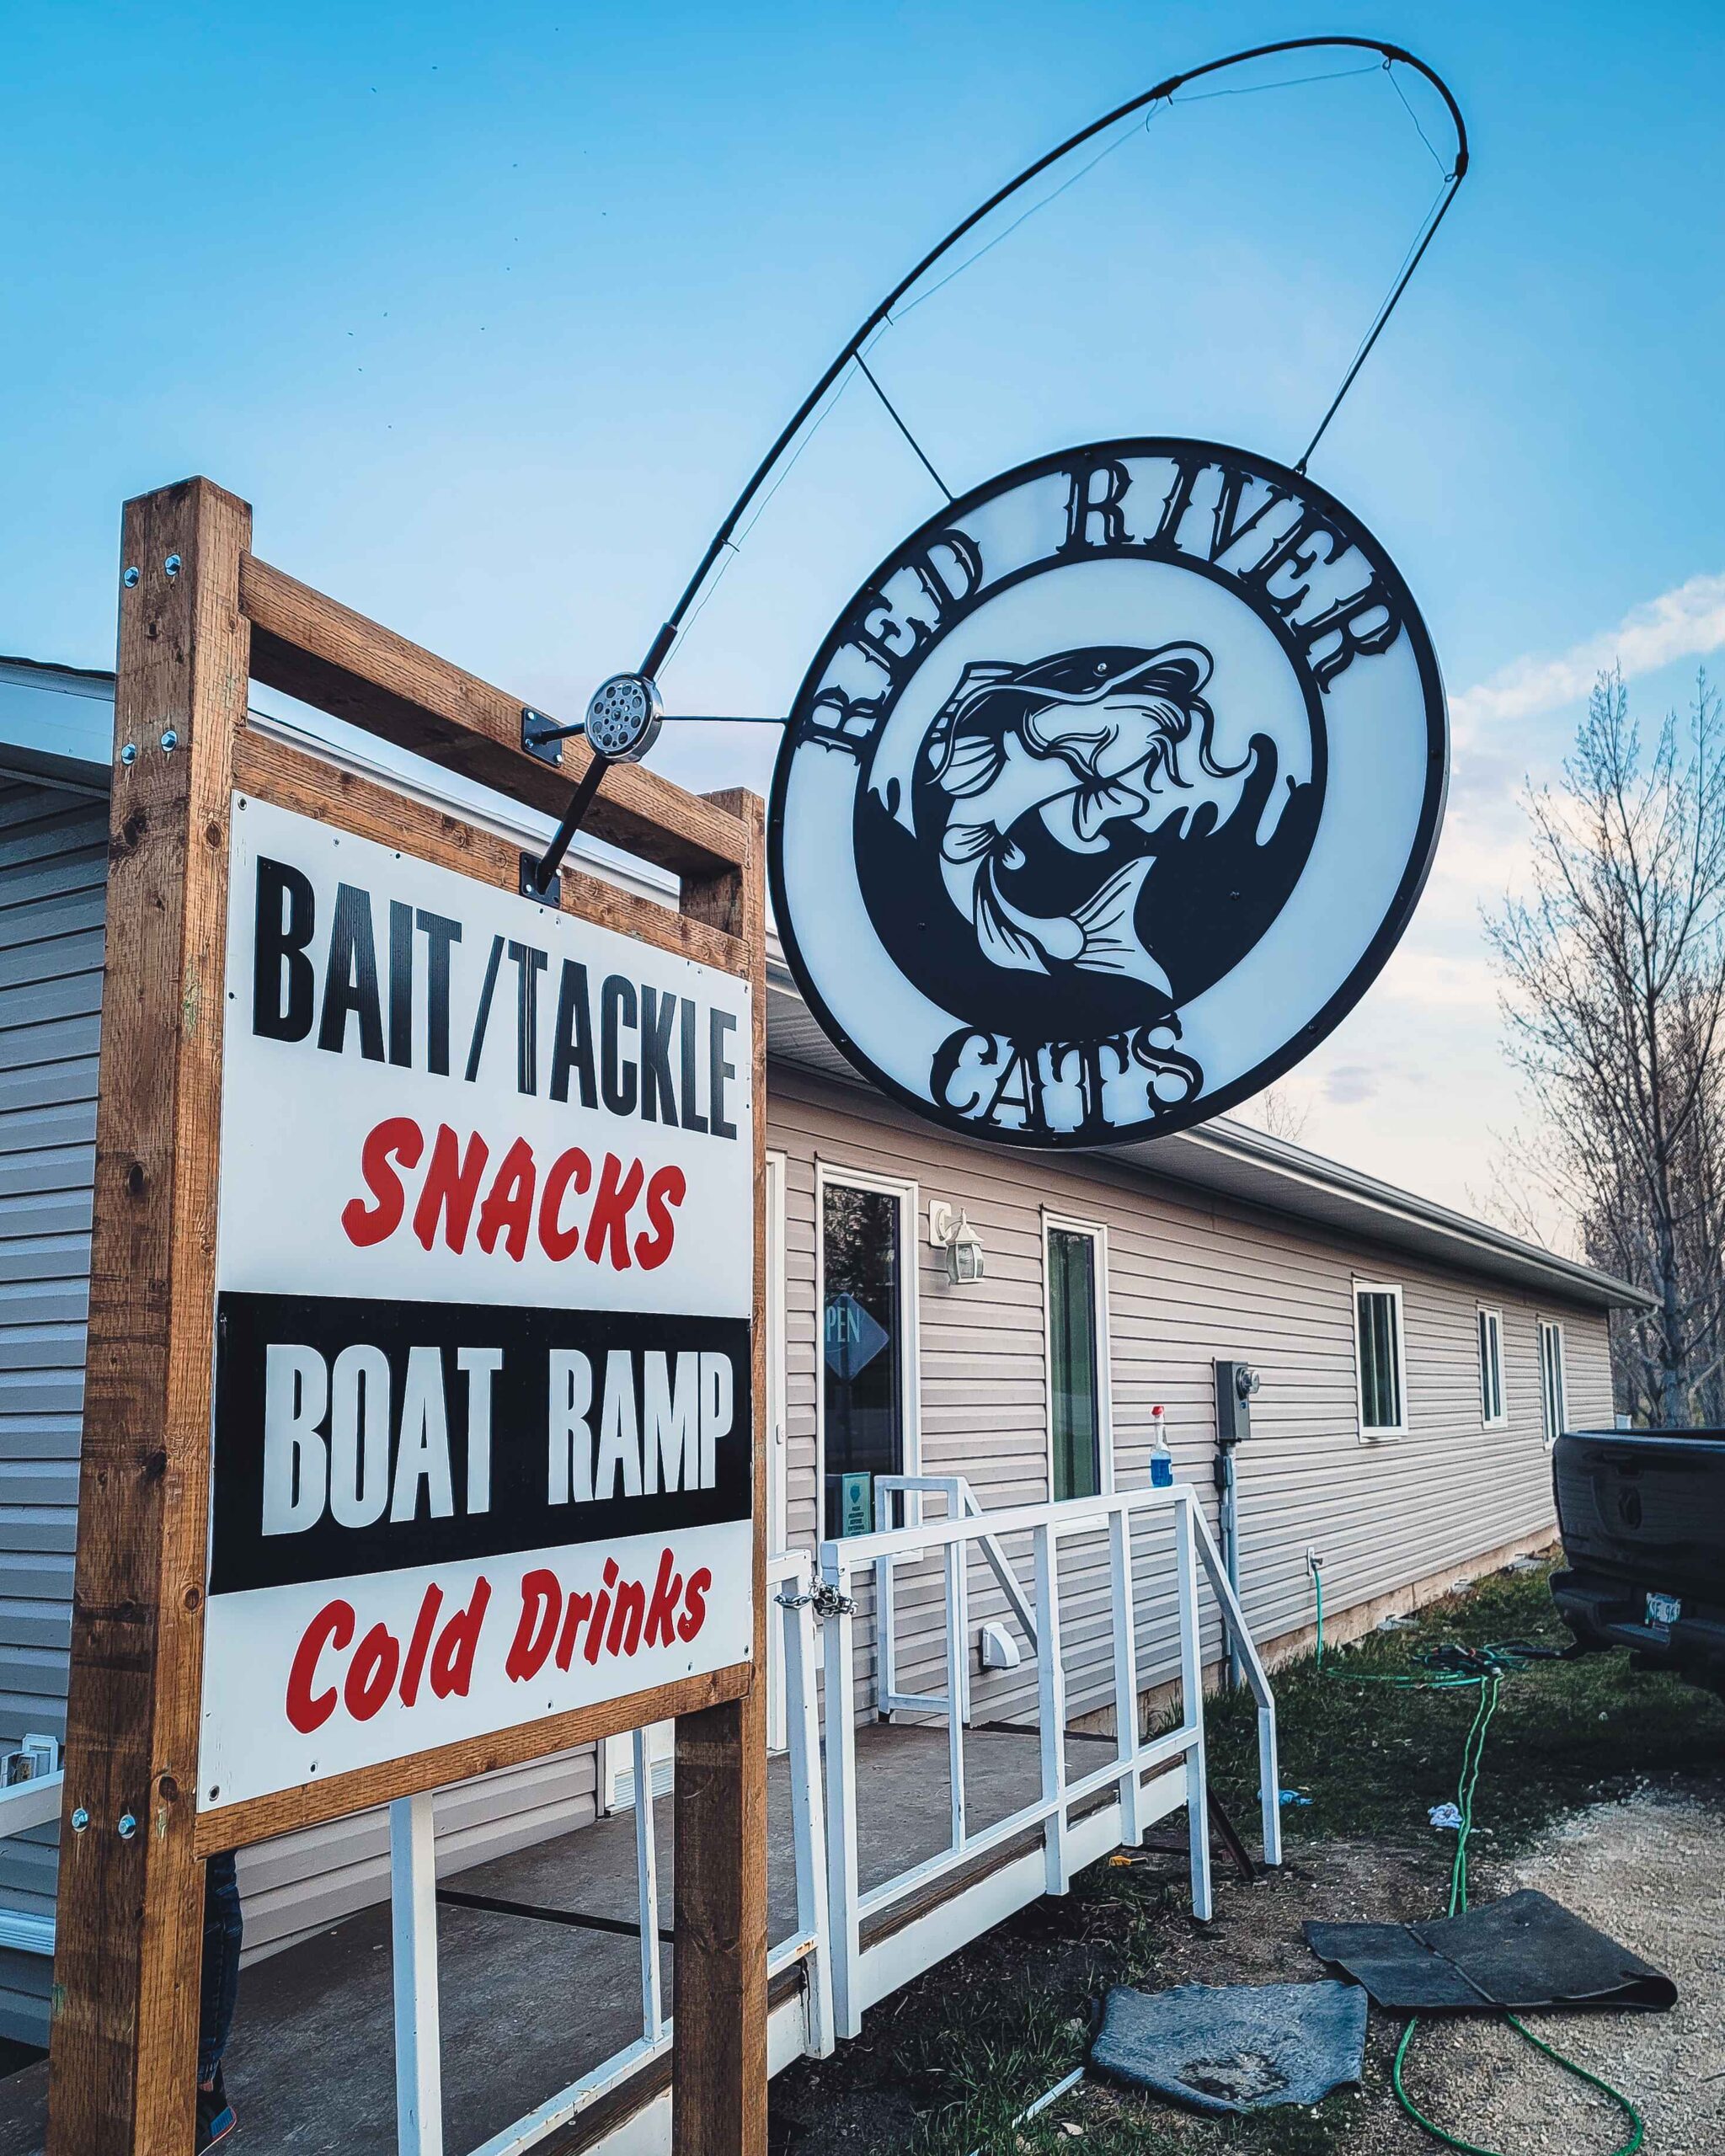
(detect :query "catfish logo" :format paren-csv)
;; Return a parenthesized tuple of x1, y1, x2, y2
(768, 436, 1447, 1149)
(902, 641, 1288, 999)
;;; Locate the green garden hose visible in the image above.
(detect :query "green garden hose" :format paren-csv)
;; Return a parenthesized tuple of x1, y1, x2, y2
(1308, 1567, 1647, 2156)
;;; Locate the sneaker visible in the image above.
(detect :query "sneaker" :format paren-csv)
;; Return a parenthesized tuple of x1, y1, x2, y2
(196, 2068, 236, 2151)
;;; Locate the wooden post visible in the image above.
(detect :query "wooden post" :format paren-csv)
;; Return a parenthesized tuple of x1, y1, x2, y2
(674, 790, 769, 2155)
(47, 479, 252, 2156)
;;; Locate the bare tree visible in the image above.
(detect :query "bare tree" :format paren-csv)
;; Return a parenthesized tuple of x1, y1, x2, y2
(1242, 1081, 1312, 1145)
(1486, 670, 1725, 1426)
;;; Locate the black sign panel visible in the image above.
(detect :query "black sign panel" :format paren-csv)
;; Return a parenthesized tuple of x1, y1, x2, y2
(211, 1291, 752, 1594)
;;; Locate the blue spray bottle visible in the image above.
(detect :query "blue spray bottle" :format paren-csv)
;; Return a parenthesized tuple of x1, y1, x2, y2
(1149, 1403, 1174, 1488)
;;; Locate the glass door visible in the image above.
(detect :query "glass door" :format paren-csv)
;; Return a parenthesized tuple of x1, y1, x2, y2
(821, 1177, 907, 1539)
(1048, 1225, 1102, 1500)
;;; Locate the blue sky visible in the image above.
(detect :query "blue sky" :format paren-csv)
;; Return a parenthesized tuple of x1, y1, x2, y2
(8, 1, 1724, 1221)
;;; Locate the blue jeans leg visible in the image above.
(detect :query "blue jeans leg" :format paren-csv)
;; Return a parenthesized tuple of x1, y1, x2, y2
(199, 1851, 243, 2084)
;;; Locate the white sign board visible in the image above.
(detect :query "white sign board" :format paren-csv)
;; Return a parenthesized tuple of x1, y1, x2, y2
(199, 796, 754, 1813)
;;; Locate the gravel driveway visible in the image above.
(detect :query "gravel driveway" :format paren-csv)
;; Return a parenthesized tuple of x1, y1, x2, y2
(1414, 1786, 1725, 2156)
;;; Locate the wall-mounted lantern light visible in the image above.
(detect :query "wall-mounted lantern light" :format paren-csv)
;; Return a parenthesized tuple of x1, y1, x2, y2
(928, 1200, 986, 1286)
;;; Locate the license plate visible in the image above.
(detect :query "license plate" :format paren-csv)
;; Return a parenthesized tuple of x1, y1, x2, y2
(1646, 1592, 1681, 1630)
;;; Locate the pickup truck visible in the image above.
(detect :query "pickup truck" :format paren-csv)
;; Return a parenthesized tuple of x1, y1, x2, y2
(1551, 1427, 1725, 1701)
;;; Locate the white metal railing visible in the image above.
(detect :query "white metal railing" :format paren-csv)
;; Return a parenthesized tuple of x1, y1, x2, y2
(387, 1547, 832, 2155)
(9, 1477, 1276, 2149)
(820, 1480, 1280, 2041)
(1187, 1491, 1284, 1877)
(873, 1476, 1039, 1722)
(0, 1765, 63, 1957)
(379, 1476, 1279, 2142)
(771, 1549, 836, 2057)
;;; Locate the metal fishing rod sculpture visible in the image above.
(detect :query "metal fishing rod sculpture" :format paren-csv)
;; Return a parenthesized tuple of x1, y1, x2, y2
(526, 32, 1468, 892)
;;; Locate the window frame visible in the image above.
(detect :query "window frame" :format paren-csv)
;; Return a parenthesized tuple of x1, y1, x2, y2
(813, 1159, 921, 1534)
(1477, 1305, 1508, 1429)
(1354, 1278, 1408, 1440)
(1538, 1317, 1567, 1449)
(1042, 1211, 1114, 1500)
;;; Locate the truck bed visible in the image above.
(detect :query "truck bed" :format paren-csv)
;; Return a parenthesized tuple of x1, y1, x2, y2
(1551, 1428, 1725, 1698)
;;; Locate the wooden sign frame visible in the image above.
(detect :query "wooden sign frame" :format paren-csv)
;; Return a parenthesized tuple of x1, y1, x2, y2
(46, 478, 767, 2156)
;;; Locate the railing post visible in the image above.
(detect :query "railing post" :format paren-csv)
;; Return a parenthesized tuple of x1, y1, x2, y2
(820, 1545, 863, 2040)
(1107, 1502, 1145, 1846)
(933, 1479, 972, 1725)
(1032, 1519, 1069, 1896)
(1256, 1702, 1283, 1870)
(873, 1483, 897, 1720)
(1172, 1492, 1213, 1922)
(782, 1561, 836, 2057)
(390, 1789, 445, 2156)
(633, 1728, 665, 2042)
(1186, 1499, 1282, 1868)
(943, 1538, 967, 1854)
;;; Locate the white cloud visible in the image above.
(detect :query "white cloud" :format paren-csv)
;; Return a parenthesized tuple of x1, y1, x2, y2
(1372, 944, 1499, 1013)
(1279, 576, 1725, 1212)
(1322, 1064, 1381, 1106)
(1450, 569, 1725, 739)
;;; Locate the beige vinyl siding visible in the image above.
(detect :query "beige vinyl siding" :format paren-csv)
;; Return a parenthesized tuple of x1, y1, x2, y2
(1556, 1312, 1612, 1431)
(767, 1063, 1610, 1732)
(780, 1141, 822, 1554)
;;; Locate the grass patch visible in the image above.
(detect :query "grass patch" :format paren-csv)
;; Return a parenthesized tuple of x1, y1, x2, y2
(1204, 1561, 1725, 1851)
(771, 1562, 1725, 2155)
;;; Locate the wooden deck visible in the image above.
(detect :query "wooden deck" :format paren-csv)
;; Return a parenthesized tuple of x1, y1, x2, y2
(0, 1722, 1118, 2156)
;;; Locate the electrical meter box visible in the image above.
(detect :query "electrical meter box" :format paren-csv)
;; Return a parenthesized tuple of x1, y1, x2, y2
(1215, 1359, 1258, 1445)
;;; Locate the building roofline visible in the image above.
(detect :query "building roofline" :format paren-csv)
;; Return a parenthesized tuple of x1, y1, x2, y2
(763, 945, 1653, 1315)
(0, 654, 118, 792)
(0, 653, 117, 686)
(1131, 1114, 1655, 1313)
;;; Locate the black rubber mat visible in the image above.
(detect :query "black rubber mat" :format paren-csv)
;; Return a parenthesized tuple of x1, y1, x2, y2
(1304, 1889, 1676, 2014)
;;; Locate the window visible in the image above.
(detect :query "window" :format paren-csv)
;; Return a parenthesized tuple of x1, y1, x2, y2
(1046, 1219, 1109, 1500)
(820, 1175, 911, 1537)
(1539, 1321, 1567, 1448)
(1354, 1283, 1406, 1436)
(1478, 1307, 1506, 1426)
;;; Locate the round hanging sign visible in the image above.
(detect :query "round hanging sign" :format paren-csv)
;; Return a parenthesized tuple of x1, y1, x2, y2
(767, 437, 1446, 1147)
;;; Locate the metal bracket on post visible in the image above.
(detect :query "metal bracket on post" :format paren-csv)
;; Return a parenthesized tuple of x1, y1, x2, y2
(521, 706, 583, 766)
(519, 853, 561, 906)
(521, 705, 589, 897)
